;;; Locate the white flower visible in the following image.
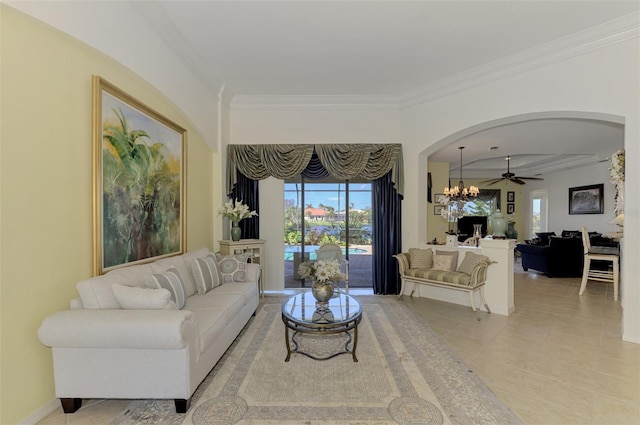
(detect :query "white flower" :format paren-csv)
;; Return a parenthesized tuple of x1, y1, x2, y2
(298, 259, 341, 283)
(610, 149, 625, 185)
(217, 199, 258, 223)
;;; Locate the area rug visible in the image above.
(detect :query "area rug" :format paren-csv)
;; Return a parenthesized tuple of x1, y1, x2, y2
(112, 295, 521, 425)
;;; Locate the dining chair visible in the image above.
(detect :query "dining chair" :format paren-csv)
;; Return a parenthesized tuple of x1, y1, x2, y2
(579, 226, 620, 300)
(315, 243, 349, 292)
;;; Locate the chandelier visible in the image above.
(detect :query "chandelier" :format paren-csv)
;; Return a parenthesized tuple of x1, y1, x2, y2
(444, 146, 479, 201)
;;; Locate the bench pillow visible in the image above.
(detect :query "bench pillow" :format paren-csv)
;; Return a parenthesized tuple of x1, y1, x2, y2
(145, 267, 186, 309)
(408, 248, 433, 269)
(457, 251, 489, 275)
(112, 284, 177, 310)
(432, 253, 457, 271)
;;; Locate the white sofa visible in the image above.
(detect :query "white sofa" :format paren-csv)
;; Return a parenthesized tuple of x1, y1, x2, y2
(37, 248, 260, 414)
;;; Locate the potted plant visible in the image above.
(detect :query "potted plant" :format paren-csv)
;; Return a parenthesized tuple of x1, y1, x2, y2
(218, 199, 258, 241)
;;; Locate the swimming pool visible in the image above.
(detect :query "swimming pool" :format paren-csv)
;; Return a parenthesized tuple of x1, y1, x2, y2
(283, 245, 368, 261)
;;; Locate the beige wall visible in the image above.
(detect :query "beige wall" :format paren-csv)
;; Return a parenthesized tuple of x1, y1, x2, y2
(0, 7, 218, 423)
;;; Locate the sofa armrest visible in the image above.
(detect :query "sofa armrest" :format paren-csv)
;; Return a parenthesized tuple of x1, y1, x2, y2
(245, 262, 260, 283)
(393, 253, 410, 275)
(38, 309, 197, 350)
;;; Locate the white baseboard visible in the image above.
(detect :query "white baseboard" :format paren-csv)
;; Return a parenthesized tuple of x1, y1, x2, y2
(18, 399, 59, 425)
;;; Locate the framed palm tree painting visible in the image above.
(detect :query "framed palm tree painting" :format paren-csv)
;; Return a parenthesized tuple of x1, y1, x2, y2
(92, 76, 186, 275)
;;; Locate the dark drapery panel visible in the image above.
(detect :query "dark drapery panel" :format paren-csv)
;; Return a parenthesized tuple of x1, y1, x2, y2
(372, 171, 403, 295)
(301, 150, 330, 180)
(229, 170, 259, 239)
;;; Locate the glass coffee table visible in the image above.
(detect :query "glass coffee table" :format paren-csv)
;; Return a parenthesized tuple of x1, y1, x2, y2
(281, 291, 362, 362)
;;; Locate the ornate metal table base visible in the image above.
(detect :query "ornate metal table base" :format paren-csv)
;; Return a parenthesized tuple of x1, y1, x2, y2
(282, 292, 362, 363)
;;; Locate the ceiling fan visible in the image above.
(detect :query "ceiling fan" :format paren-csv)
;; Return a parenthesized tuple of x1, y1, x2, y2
(481, 156, 544, 185)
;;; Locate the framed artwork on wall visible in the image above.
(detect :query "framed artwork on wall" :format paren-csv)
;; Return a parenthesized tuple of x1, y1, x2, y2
(434, 205, 444, 215)
(92, 76, 187, 275)
(507, 191, 515, 202)
(507, 203, 515, 214)
(568, 184, 604, 215)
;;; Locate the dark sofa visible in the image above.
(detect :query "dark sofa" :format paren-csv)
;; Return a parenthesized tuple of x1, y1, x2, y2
(517, 237, 584, 277)
(517, 231, 616, 278)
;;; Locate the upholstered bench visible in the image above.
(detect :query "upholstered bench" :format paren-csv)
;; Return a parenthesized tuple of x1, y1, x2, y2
(394, 248, 495, 320)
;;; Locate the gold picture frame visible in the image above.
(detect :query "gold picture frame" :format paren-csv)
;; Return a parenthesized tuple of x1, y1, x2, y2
(92, 76, 187, 275)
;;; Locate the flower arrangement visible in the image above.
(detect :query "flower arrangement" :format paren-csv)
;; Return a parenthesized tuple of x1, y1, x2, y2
(298, 259, 342, 283)
(217, 199, 258, 224)
(609, 149, 625, 215)
(609, 149, 625, 184)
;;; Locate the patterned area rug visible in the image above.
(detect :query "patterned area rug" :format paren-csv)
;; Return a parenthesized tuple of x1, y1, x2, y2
(111, 295, 521, 425)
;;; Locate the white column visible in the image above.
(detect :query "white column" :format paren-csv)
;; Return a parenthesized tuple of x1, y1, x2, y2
(478, 239, 515, 316)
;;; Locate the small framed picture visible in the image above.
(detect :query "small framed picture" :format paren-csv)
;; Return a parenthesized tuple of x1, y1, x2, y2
(434, 205, 444, 215)
(507, 191, 515, 202)
(433, 193, 445, 204)
(507, 203, 515, 214)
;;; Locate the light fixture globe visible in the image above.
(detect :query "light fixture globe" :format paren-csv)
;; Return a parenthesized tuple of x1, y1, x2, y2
(443, 147, 479, 202)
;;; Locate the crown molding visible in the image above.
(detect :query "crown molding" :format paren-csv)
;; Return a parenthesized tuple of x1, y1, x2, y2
(400, 12, 640, 108)
(230, 95, 401, 111)
(232, 12, 638, 111)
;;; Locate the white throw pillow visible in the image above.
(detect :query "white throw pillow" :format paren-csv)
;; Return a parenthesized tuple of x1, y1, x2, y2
(112, 284, 176, 310)
(192, 253, 222, 294)
(145, 267, 186, 309)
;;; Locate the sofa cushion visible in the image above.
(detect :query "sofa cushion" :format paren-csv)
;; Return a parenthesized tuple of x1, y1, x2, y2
(457, 251, 489, 275)
(536, 232, 556, 246)
(405, 269, 471, 286)
(76, 275, 122, 309)
(190, 309, 226, 354)
(112, 284, 177, 310)
(184, 292, 246, 325)
(408, 248, 433, 269)
(216, 254, 250, 283)
(211, 281, 258, 306)
(145, 267, 186, 310)
(192, 254, 222, 294)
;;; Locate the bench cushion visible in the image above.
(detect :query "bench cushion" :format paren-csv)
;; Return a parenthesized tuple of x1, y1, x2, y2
(404, 268, 471, 286)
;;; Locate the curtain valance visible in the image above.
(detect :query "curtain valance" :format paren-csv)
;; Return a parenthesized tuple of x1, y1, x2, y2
(227, 144, 404, 195)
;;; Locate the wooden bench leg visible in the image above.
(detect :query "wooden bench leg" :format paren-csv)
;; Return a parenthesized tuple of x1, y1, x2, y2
(480, 287, 491, 314)
(469, 291, 481, 321)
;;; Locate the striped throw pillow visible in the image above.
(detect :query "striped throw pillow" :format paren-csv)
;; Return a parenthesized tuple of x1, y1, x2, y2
(145, 267, 186, 309)
(192, 254, 222, 294)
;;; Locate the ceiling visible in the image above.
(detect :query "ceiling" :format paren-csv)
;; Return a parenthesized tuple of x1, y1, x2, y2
(10, 1, 636, 176)
(133, 1, 633, 177)
(136, 1, 638, 97)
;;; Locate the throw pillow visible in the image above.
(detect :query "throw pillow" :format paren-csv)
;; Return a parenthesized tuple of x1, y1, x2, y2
(408, 248, 433, 269)
(192, 253, 222, 294)
(145, 267, 186, 309)
(457, 251, 489, 275)
(112, 284, 176, 310)
(436, 250, 459, 269)
(432, 254, 457, 271)
(217, 254, 250, 283)
(536, 232, 556, 246)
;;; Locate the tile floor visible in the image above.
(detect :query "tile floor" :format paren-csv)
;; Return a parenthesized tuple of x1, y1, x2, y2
(37, 262, 639, 425)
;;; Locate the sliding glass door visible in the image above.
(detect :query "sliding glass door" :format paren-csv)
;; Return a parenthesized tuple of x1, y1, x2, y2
(284, 176, 372, 288)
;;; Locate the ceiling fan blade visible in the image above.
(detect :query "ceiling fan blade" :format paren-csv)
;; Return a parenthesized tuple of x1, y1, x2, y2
(480, 177, 504, 183)
(484, 178, 504, 186)
(511, 177, 527, 185)
(517, 176, 544, 180)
